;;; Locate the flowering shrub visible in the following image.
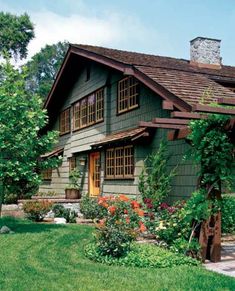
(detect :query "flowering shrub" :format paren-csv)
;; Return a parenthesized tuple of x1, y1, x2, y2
(80, 194, 107, 220)
(155, 190, 213, 257)
(23, 200, 53, 221)
(94, 195, 146, 257)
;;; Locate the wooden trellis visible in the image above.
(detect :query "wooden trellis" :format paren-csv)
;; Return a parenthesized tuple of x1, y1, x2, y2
(139, 100, 235, 262)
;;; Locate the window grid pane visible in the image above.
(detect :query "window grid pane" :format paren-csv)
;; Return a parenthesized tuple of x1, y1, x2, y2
(42, 168, 52, 180)
(124, 146, 134, 176)
(88, 94, 95, 125)
(115, 147, 124, 177)
(106, 149, 114, 178)
(69, 157, 76, 172)
(118, 77, 139, 113)
(72, 88, 104, 131)
(105, 145, 134, 179)
(60, 108, 70, 135)
(96, 89, 104, 121)
(81, 99, 87, 127)
(74, 102, 80, 129)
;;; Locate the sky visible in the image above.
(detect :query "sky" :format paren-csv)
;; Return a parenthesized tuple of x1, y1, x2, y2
(1, 0, 235, 65)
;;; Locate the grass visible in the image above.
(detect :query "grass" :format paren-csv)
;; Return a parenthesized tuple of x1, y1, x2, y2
(0, 217, 234, 291)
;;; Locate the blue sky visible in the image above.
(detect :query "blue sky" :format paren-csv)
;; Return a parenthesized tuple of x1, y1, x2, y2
(1, 0, 235, 65)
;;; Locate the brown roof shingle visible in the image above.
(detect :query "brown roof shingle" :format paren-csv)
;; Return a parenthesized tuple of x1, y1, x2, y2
(135, 66, 235, 106)
(73, 44, 235, 81)
(72, 44, 235, 107)
(92, 127, 148, 147)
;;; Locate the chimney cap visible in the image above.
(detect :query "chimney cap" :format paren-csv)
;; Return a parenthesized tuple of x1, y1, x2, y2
(190, 36, 221, 43)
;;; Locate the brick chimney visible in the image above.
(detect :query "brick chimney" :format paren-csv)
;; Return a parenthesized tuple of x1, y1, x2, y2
(190, 37, 222, 69)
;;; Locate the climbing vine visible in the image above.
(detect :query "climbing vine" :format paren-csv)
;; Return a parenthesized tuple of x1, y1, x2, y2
(188, 114, 234, 197)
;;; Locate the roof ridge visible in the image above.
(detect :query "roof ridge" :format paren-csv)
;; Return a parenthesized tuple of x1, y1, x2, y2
(71, 43, 189, 63)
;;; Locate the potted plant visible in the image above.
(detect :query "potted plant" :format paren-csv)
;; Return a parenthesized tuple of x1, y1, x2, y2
(65, 169, 82, 199)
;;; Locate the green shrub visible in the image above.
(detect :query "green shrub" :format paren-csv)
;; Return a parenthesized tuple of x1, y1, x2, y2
(138, 141, 176, 210)
(222, 195, 235, 234)
(80, 195, 107, 220)
(85, 243, 199, 268)
(52, 204, 77, 223)
(3, 193, 18, 204)
(155, 190, 214, 258)
(95, 195, 145, 258)
(23, 200, 53, 221)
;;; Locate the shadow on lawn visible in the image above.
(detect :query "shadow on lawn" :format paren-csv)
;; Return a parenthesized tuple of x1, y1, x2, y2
(0, 216, 64, 234)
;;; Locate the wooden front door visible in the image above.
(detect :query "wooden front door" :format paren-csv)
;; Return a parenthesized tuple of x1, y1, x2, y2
(89, 152, 101, 196)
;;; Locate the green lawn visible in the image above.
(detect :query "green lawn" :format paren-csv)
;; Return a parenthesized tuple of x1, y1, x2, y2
(0, 217, 234, 291)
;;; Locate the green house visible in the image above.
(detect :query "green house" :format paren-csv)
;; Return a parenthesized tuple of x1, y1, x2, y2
(40, 37, 235, 201)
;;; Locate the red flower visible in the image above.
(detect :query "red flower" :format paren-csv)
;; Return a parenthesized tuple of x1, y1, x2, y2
(108, 206, 116, 215)
(146, 203, 153, 209)
(143, 198, 152, 204)
(125, 217, 130, 224)
(98, 218, 106, 228)
(139, 221, 147, 232)
(160, 202, 169, 210)
(134, 208, 145, 217)
(123, 209, 128, 214)
(119, 194, 130, 202)
(131, 200, 140, 209)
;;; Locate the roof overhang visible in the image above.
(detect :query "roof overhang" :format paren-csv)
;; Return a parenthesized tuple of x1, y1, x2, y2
(91, 127, 151, 149)
(40, 147, 64, 159)
(44, 44, 192, 113)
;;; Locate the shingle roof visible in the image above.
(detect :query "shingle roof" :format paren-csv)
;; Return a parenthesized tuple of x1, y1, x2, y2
(136, 66, 235, 105)
(91, 127, 148, 147)
(73, 44, 235, 80)
(72, 44, 235, 107)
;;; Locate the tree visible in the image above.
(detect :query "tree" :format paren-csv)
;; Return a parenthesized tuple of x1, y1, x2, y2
(0, 12, 34, 60)
(0, 60, 60, 215)
(26, 41, 69, 101)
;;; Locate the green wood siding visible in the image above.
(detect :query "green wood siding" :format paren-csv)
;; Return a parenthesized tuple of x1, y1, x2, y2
(39, 61, 198, 199)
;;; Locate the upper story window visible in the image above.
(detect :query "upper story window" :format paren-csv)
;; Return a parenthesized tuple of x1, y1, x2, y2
(105, 145, 134, 179)
(60, 108, 70, 135)
(118, 76, 139, 114)
(73, 88, 104, 130)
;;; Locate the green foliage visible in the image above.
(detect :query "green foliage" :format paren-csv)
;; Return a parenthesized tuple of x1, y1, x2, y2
(222, 195, 235, 234)
(95, 196, 145, 257)
(25, 41, 68, 101)
(85, 242, 199, 268)
(23, 200, 53, 221)
(0, 61, 60, 206)
(80, 195, 107, 220)
(52, 204, 77, 223)
(139, 141, 176, 209)
(188, 114, 234, 192)
(156, 190, 216, 257)
(0, 12, 34, 60)
(3, 193, 18, 204)
(66, 168, 82, 190)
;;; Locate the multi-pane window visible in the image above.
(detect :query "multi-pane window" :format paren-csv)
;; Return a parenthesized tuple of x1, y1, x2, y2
(105, 145, 134, 179)
(60, 108, 70, 135)
(87, 94, 95, 125)
(118, 76, 139, 114)
(81, 99, 87, 127)
(42, 168, 52, 181)
(73, 88, 104, 130)
(69, 156, 77, 173)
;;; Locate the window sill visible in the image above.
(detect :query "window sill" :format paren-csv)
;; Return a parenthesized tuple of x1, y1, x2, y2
(116, 105, 139, 116)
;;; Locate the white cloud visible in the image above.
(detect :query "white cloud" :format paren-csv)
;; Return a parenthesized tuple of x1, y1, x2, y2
(25, 9, 154, 61)
(0, 1, 161, 64)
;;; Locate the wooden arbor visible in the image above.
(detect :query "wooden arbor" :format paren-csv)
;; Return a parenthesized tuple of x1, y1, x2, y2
(140, 100, 235, 262)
